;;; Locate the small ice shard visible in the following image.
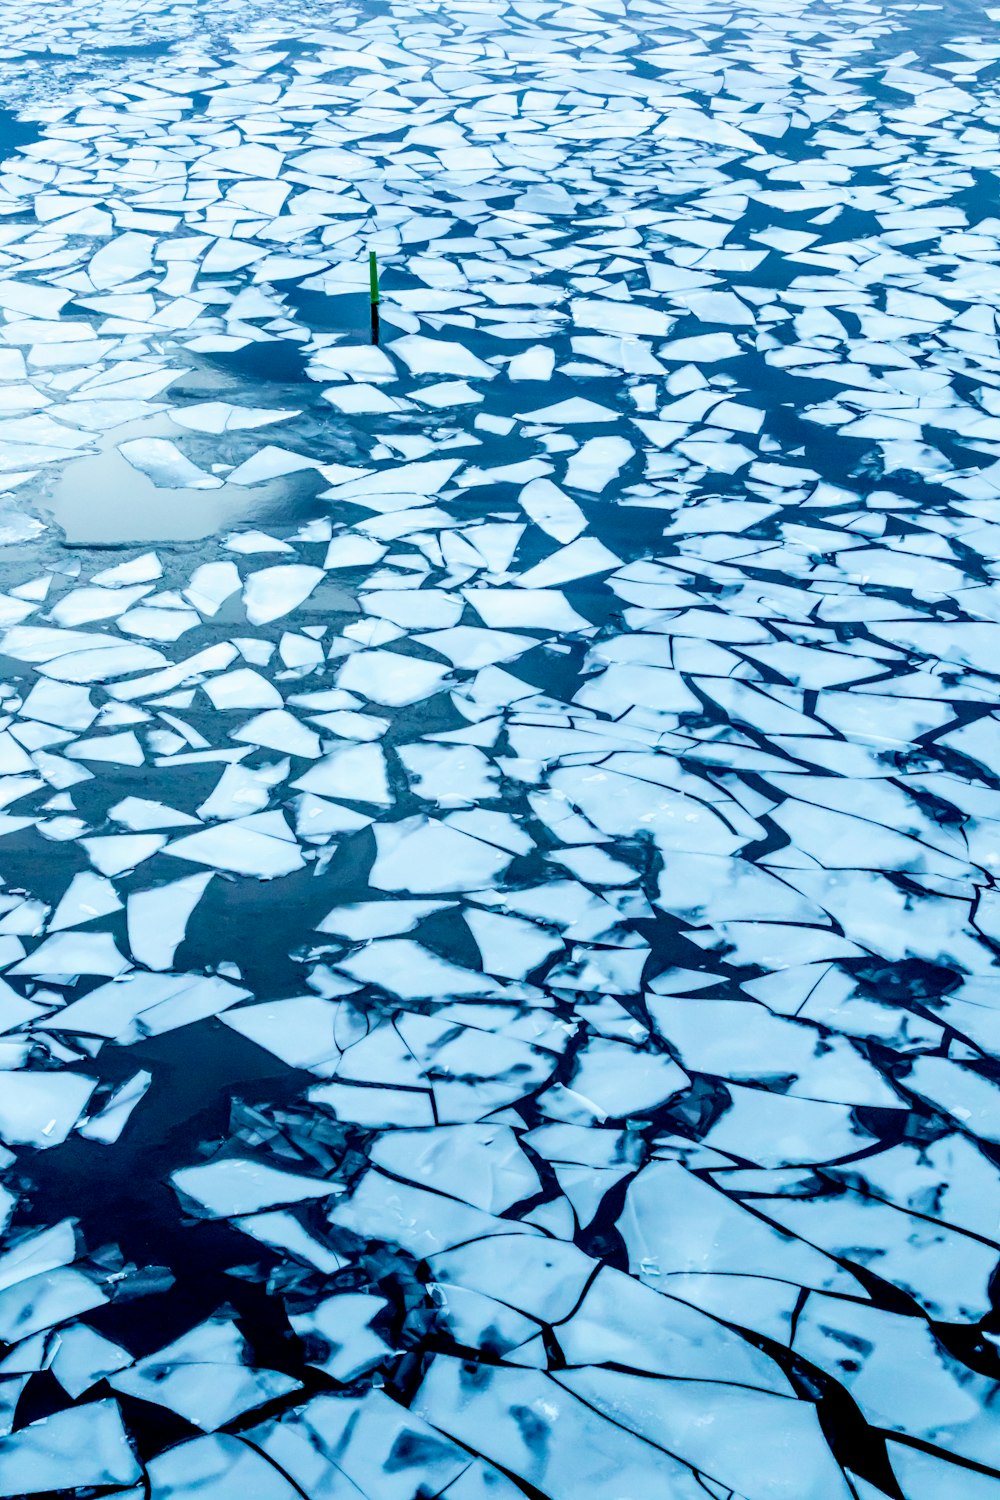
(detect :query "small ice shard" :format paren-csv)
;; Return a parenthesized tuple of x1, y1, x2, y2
(78, 1070, 152, 1144)
(127, 873, 214, 970)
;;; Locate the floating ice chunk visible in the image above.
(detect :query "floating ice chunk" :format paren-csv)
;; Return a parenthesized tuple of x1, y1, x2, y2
(372, 1124, 540, 1215)
(323, 536, 386, 570)
(165, 815, 303, 879)
(222, 996, 342, 1071)
(518, 478, 586, 542)
(19, 680, 97, 731)
(66, 730, 144, 766)
(11, 932, 127, 979)
(50, 583, 152, 627)
(48, 872, 121, 932)
(561, 1267, 790, 1390)
(2, 625, 123, 663)
(172, 403, 299, 435)
(337, 648, 449, 706)
(412, 380, 483, 407)
(465, 908, 562, 980)
(290, 1295, 390, 1381)
(146, 1433, 301, 1500)
(308, 1081, 434, 1128)
(49, 1325, 131, 1399)
(110, 1316, 298, 1430)
(293, 743, 391, 806)
(660, 331, 741, 362)
(515, 397, 616, 424)
(390, 335, 496, 380)
(81, 834, 166, 877)
(92, 553, 162, 588)
(399, 743, 498, 806)
(77, 1069, 152, 1144)
(0, 1219, 75, 1294)
(242, 565, 324, 625)
(325, 457, 462, 502)
(561, 1368, 852, 1500)
(309, 343, 397, 381)
(0, 1400, 140, 1495)
(0, 1071, 96, 1148)
(323, 384, 405, 414)
(564, 436, 633, 493)
(416, 626, 532, 668)
(183, 561, 242, 616)
(40, 643, 168, 684)
(197, 759, 286, 822)
(508, 345, 556, 381)
(338, 938, 493, 999)
(620, 1161, 857, 1294)
(317, 900, 450, 939)
(572, 298, 674, 337)
(370, 816, 513, 893)
(234, 709, 321, 760)
(118, 438, 221, 489)
(551, 1039, 686, 1122)
(517, 537, 620, 589)
(361, 589, 462, 630)
(172, 1158, 338, 1217)
(225, 531, 293, 556)
(233, 1211, 343, 1274)
(109, 797, 198, 831)
(466, 587, 588, 632)
(203, 668, 282, 711)
(89, 232, 155, 288)
(127, 873, 213, 971)
(227, 446, 318, 487)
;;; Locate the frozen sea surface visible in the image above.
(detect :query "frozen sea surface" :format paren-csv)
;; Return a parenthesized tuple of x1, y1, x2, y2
(0, 0, 995, 1496)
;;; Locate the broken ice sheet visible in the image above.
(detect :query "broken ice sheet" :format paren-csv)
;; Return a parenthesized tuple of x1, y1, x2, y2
(0, 12, 997, 1500)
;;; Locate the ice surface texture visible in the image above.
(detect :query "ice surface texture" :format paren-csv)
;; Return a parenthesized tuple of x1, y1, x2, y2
(0, 0, 995, 1497)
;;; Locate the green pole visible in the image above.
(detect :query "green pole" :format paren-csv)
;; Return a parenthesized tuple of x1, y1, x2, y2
(369, 250, 379, 307)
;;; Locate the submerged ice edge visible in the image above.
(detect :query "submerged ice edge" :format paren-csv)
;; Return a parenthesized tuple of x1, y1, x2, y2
(0, 0, 996, 1498)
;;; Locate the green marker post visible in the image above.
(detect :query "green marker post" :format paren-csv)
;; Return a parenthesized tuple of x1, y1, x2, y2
(369, 249, 380, 345)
